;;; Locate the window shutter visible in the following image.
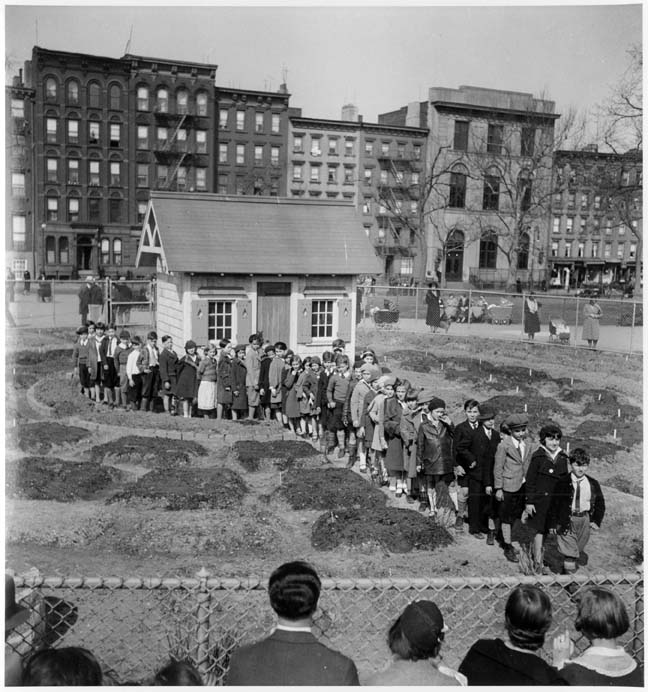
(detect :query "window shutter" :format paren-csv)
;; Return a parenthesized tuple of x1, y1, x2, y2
(337, 298, 352, 341)
(191, 299, 209, 345)
(235, 299, 252, 345)
(297, 299, 312, 343)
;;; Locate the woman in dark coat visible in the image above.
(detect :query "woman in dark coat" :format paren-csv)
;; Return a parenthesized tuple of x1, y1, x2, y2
(425, 283, 441, 332)
(175, 340, 200, 418)
(523, 293, 541, 340)
(383, 379, 409, 496)
(230, 345, 248, 420)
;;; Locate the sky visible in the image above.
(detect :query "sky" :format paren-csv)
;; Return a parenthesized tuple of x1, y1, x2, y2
(3, 2, 643, 129)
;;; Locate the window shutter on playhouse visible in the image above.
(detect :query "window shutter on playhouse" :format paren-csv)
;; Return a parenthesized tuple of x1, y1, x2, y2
(191, 299, 209, 344)
(235, 299, 252, 345)
(297, 299, 312, 343)
(337, 298, 352, 341)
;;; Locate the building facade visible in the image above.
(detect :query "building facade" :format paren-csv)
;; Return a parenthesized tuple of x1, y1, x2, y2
(550, 147, 642, 289)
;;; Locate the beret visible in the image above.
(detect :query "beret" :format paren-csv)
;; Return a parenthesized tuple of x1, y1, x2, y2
(505, 413, 529, 429)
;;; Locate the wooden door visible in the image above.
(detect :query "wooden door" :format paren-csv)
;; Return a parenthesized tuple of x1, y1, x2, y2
(256, 282, 291, 344)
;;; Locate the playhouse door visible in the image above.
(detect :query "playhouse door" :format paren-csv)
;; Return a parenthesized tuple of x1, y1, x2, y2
(257, 282, 291, 344)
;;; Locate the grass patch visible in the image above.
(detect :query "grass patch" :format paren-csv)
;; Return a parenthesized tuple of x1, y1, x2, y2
(11, 422, 91, 454)
(231, 439, 320, 472)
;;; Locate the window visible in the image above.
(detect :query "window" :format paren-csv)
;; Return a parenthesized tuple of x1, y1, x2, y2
(619, 224, 626, 235)
(567, 192, 575, 209)
(137, 202, 148, 223)
(271, 113, 280, 133)
(219, 144, 228, 163)
(219, 109, 229, 129)
(363, 199, 371, 214)
(310, 165, 320, 183)
(176, 128, 187, 150)
(592, 218, 600, 232)
(397, 143, 406, 159)
(517, 232, 530, 269)
(11, 99, 24, 118)
(196, 130, 207, 154)
(395, 170, 404, 183)
(327, 166, 337, 184)
(400, 257, 414, 276)
(364, 168, 372, 184)
(293, 135, 303, 153)
(109, 123, 121, 148)
(236, 144, 245, 164)
(157, 88, 169, 113)
(521, 127, 535, 157)
(208, 301, 233, 341)
(271, 146, 280, 165)
(255, 144, 267, 165)
(617, 242, 625, 259)
(413, 144, 421, 160)
(577, 242, 585, 258)
(137, 86, 149, 111)
(591, 242, 599, 257)
(12, 173, 25, 197)
(553, 217, 560, 234)
(345, 139, 354, 156)
(195, 168, 206, 191)
(380, 169, 388, 185)
(449, 171, 467, 208)
(109, 197, 122, 223)
(604, 242, 612, 258)
(411, 171, 420, 185)
(344, 167, 354, 184)
(45, 78, 57, 100)
(196, 92, 208, 117)
(594, 195, 601, 210)
(67, 80, 79, 105)
(88, 196, 101, 222)
(89, 160, 100, 186)
(381, 142, 389, 156)
(454, 121, 469, 151)
(88, 83, 101, 108)
(293, 164, 303, 181)
(566, 217, 573, 233)
(311, 300, 333, 339)
(410, 201, 417, 214)
(157, 127, 168, 146)
(621, 170, 631, 186)
(46, 196, 58, 221)
(137, 126, 149, 149)
(482, 174, 500, 210)
(46, 236, 56, 264)
(581, 193, 589, 209)
(564, 241, 572, 257)
(110, 161, 121, 186)
(630, 243, 637, 258)
(311, 138, 322, 156)
(551, 241, 559, 257)
(12, 216, 26, 247)
(487, 124, 503, 153)
(605, 220, 612, 235)
(100, 238, 110, 264)
(328, 138, 338, 155)
(579, 218, 586, 234)
(113, 238, 122, 265)
(68, 119, 79, 144)
(236, 111, 245, 130)
(137, 164, 149, 187)
(47, 158, 58, 183)
(176, 166, 187, 191)
(553, 192, 562, 207)
(235, 176, 245, 195)
(46, 118, 57, 143)
(88, 121, 100, 145)
(479, 231, 498, 269)
(67, 198, 79, 223)
(176, 89, 188, 114)
(364, 141, 374, 156)
(110, 85, 121, 110)
(255, 112, 264, 132)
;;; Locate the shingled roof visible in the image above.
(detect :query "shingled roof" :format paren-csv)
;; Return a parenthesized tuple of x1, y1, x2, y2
(137, 192, 382, 275)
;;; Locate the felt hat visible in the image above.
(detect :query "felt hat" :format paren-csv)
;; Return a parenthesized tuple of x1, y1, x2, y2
(359, 363, 381, 382)
(147, 331, 158, 340)
(131, 336, 142, 345)
(360, 349, 376, 360)
(398, 600, 446, 649)
(234, 344, 247, 353)
(264, 343, 276, 354)
(417, 387, 436, 405)
(505, 413, 529, 429)
(332, 338, 346, 351)
(479, 405, 497, 421)
(5, 575, 30, 632)
(184, 340, 197, 351)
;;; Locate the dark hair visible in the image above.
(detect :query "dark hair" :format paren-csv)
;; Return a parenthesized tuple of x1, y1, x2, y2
(95, 321, 106, 331)
(153, 659, 203, 686)
(575, 587, 630, 641)
(464, 399, 480, 411)
(504, 586, 552, 651)
(161, 335, 172, 344)
(248, 333, 260, 343)
(405, 387, 419, 401)
(274, 341, 287, 351)
(22, 647, 103, 686)
(218, 338, 230, 349)
(335, 354, 350, 367)
(321, 350, 334, 363)
(387, 618, 444, 662)
(539, 423, 562, 444)
(397, 379, 411, 391)
(500, 421, 511, 435)
(570, 448, 591, 466)
(268, 561, 321, 620)
(147, 331, 158, 340)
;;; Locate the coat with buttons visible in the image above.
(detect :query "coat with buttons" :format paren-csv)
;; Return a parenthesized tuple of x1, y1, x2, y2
(524, 446, 570, 533)
(493, 436, 533, 493)
(416, 416, 455, 476)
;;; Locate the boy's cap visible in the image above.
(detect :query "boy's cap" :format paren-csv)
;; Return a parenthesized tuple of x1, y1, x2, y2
(131, 336, 142, 345)
(264, 344, 275, 354)
(360, 349, 376, 359)
(479, 405, 497, 421)
(147, 331, 158, 340)
(504, 413, 528, 429)
(234, 344, 247, 352)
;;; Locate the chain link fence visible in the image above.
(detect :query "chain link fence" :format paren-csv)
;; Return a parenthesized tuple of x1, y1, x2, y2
(8, 571, 643, 684)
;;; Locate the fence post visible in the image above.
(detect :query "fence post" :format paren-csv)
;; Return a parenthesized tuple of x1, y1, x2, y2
(51, 280, 56, 327)
(520, 292, 526, 340)
(194, 567, 212, 677)
(414, 286, 418, 322)
(573, 296, 579, 349)
(467, 289, 472, 333)
(629, 301, 636, 355)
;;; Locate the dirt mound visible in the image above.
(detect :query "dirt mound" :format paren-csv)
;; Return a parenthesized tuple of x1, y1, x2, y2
(386, 349, 440, 373)
(89, 436, 208, 469)
(108, 467, 248, 510)
(582, 391, 642, 419)
(605, 475, 643, 498)
(573, 420, 642, 449)
(10, 422, 91, 454)
(231, 439, 320, 472)
(481, 394, 567, 421)
(312, 506, 453, 552)
(6, 457, 126, 501)
(563, 436, 624, 460)
(8, 349, 72, 389)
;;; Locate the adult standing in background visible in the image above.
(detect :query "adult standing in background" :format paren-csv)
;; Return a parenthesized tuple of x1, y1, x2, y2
(523, 292, 541, 341)
(78, 276, 92, 326)
(581, 298, 603, 350)
(88, 277, 104, 323)
(425, 283, 441, 333)
(22, 269, 31, 295)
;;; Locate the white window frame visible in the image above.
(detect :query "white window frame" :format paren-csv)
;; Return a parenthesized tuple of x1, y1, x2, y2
(208, 300, 234, 341)
(311, 299, 335, 341)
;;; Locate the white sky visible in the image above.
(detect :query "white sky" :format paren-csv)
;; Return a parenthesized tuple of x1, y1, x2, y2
(3, 2, 643, 127)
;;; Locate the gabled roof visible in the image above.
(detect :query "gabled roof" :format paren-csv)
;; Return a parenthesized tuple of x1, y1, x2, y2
(137, 193, 382, 275)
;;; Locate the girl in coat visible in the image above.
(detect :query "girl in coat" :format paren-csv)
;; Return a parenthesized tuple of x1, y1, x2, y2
(175, 340, 200, 418)
(258, 343, 274, 420)
(216, 340, 234, 419)
(230, 345, 248, 420)
(400, 387, 423, 504)
(367, 375, 394, 485)
(315, 351, 334, 447)
(383, 379, 410, 496)
(280, 350, 294, 427)
(295, 356, 318, 438)
(159, 335, 178, 416)
(283, 354, 303, 435)
(196, 342, 218, 418)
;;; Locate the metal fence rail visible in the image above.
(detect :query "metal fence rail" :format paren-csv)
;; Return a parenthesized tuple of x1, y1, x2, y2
(9, 571, 643, 684)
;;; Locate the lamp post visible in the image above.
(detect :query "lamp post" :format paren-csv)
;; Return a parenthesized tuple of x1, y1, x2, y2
(40, 223, 46, 277)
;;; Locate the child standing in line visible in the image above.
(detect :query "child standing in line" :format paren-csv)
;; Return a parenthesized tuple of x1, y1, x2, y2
(231, 344, 248, 421)
(216, 339, 234, 419)
(350, 363, 380, 472)
(259, 343, 275, 421)
(383, 378, 409, 496)
(283, 353, 303, 435)
(315, 351, 335, 448)
(295, 356, 318, 438)
(72, 325, 91, 398)
(325, 354, 354, 461)
(159, 335, 178, 416)
(400, 387, 423, 504)
(280, 350, 294, 427)
(197, 342, 218, 418)
(100, 325, 119, 407)
(114, 330, 132, 410)
(126, 336, 143, 411)
(367, 375, 394, 485)
(268, 341, 287, 424)
(175, 340, 200, 418)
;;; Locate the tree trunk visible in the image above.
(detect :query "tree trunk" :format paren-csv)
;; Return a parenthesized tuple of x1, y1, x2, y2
(633, 236, 642, 298)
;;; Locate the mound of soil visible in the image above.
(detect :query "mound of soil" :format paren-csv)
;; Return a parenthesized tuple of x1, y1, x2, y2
(582, 392, 642, 420)
(10, 422, 91, 454)
(231, 439, 320, 472)
(481, 394, 567, 421)
(386, 350, 440, 373)
(109, 467, 248, 510)
(573, 420, 642, 449)
(6, 457, 126, 501)
(89, 436, 208, 469)
(563, 437, 624, 460)
(311, 506, 453, 552)
(8, 349, 72, 389)
(281, 468, 387, 511)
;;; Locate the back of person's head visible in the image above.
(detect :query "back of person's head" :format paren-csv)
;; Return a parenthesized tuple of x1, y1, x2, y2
(268, 561, 321, 620)
(22, 647, 103, 686)
(388, 600, 446, 661)
(321, 350, 333, 364)
(153, 659, 203, 686)
(575, 587, 630, 641)
(504, 585, 552, 651)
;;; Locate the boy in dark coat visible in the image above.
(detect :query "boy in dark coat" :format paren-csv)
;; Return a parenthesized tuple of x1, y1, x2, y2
(453, 399, 481, 533)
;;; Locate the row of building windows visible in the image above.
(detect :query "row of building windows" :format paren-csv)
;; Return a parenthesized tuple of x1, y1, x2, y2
(216, 173, 279, 196)
(136, 126, 207, 151)
(453, 120, 536, 157)
(555, 166, 642, 189)
(292, 135, 423, 161)
(290, 165, 419, 187)
(44, 194, 126, 224)
(219, 109, 281, 133)
(553, 190, 641, 212)
(550, 240, 637, 260)
(552, 216, 637, 235)
(41, 236, 123, 266)
(218, 143, 281, 165)
(292, 164, 356, 184)
(446, 171, 532, 212)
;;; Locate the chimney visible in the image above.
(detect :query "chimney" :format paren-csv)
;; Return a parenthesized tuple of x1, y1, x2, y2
(358, 114, 363, 124)
(278, 82, 288, 94)
(341, 103, 358, 122)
